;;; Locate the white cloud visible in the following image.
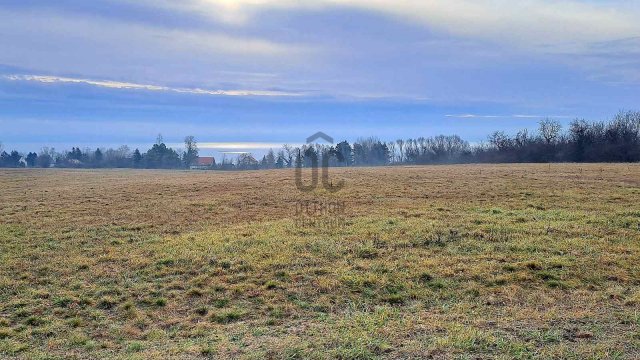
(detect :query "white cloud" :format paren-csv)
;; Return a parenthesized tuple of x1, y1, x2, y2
(0, 7, 313, 86)
(352, 1, 639, 47)
(134, 1, 640, 88)
(446, 114, 500, 118)
(4, 75, 303, 97)
(512, 114, 573, 119)
(446, 114, 573, 119)
(175, 0, 640, 48)
(3, 0, 639, 106)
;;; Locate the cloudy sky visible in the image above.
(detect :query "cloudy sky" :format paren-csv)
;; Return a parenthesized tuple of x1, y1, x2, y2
(1, 0, 639, 154)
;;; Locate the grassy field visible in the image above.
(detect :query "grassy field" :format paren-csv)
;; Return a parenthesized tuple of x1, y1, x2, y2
(1, 164, 639, 359)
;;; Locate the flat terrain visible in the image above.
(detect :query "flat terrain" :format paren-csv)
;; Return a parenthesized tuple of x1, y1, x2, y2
(1, 164, 639, 359)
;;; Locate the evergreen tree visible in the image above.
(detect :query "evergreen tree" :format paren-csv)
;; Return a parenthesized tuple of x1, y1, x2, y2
(265, 149, 276, 169)
(26, 152, 38, 167)
(275, 156, 284, 169)
(94, 148, 103, 166)
(133, 149, 142, 168)
(336, 141, 353, 166)
(1, 151, 23, 168)
(144, 143, 182, 169)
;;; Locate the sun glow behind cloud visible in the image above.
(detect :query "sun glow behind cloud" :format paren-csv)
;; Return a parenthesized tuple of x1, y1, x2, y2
(186, 0, 640, 47)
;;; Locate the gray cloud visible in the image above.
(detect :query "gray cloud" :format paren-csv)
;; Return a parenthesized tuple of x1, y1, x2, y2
(1, 0, 639, 114)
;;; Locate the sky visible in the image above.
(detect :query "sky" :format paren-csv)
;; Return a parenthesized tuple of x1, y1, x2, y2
(1, 0, 639, 155)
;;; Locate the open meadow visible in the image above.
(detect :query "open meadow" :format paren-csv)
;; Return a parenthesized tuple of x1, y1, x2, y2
(1, 164, 639, 359)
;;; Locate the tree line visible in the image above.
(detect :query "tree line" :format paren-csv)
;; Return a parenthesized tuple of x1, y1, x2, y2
(1, 111, 639, 169)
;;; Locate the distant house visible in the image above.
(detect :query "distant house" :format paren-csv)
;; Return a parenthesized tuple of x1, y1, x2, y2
(190, 156, 215, 170)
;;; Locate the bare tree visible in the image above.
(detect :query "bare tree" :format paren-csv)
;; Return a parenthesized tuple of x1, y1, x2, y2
(396, 139, 405, 163)
(489, 131, 512, 151)
(37, 147, 56, 168)
(282, 144, 295, 168)
(183, 136, 199, 168)
(417, 137, 427, 156)
(515, 129, 530, 148)
(387, 141, 397, 163)
(539, 119, 562, 144)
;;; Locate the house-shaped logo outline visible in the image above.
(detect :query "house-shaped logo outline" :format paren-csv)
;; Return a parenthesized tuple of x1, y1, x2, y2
(306, 131, 334, 144)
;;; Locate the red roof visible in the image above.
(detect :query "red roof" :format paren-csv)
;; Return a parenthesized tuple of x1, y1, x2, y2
(193, 157, 215, 166)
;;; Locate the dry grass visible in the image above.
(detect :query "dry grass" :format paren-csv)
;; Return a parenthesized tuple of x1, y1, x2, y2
(0, 164, 639, 359)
